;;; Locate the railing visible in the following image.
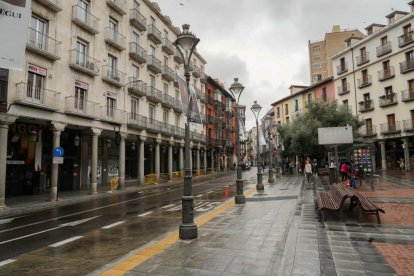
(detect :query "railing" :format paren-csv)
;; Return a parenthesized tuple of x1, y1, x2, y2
(127, 114, 147, 129)
(26, 27, 61, 60)
(161, 65, 175, 82)
(146, 86, 162, 103)
(400, 59, 414, 73)
(129, 9, 146, 31)
(359, 125, 377, 137)
(378, 67, 395, 81)
(106, 0, 127, 15)
(161, 93, 174, 108)
(379, 93, 397, 107)
(173, 99, 183, 113)
(69, 49, 100, 75)
(337, 83, 350, 95)
(336, 62, 348, 75)
(380, 122, 401, 134)
(357, 75, 372, 88)
(191, 62, 201, 77)
(403, 119, 414, 132)
(376, 41, 392, 57)
(356, 53, 369, 66)
(147, 24, 161, 44)
(172, 126, 185, 138)
(127, 78, 146, 97)
(174, 49, 183, 64)
(129, 42, 147, 64)
(102, 65, 126, 86)
(200, 72, 207, 83)
(100, 106, 125, 124)
(358, 99, 374, 112)
(65, 96, 99, 118)
(401, 89, 414, 102)
(15, 83, 61, 110)
(144, 174, 157, 185)
(105, 27, 126, 50)
(147, 55, 162, 73)
(71, 5, 99, 34)
(207, 115, 215, 124)
(35, 0, 62, 12)
(162, 37, 174, 55)
(398, 31, 414, 47)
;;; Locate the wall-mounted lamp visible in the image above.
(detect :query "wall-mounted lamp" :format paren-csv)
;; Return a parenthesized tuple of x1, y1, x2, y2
(131, 142, 136, 151)
(74, 135, 80, 147)
(29, 130, 38, 142)
(149, 144, 153, 152)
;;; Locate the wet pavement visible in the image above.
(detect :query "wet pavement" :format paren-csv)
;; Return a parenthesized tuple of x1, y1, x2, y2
(1, 169, 414, 275)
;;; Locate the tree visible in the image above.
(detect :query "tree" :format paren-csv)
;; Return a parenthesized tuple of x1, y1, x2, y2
(277, 101, 363, 160)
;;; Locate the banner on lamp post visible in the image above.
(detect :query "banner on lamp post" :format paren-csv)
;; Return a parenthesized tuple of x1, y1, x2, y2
(0, 0, 32, 70)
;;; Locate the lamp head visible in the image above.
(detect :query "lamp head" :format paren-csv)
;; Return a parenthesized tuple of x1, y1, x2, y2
(174, 24, 200, 66)
(250, 100, 262, 119)
(229, 78, 245, 96)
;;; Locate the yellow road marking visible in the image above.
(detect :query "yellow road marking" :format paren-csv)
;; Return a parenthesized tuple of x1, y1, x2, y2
(100, 188, 256, 276)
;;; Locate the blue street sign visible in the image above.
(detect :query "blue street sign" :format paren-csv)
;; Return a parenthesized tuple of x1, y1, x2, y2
(53, 147, 64, 157)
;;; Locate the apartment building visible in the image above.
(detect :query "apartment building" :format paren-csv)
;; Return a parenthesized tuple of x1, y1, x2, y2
(0, 0, 209, 205)
(332, 3, 414, 170)
(308, 25, 364, 84)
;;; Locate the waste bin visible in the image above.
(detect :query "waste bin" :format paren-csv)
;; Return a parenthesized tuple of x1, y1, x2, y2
(329, 167, 338, 184)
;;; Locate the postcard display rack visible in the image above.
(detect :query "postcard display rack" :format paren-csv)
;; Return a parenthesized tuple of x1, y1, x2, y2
(352, 147, 373, 176)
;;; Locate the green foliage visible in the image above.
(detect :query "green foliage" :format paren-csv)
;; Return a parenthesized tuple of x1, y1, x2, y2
(278, 101, 363, 160)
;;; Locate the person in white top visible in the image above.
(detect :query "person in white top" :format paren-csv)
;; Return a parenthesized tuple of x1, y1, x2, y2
(305, 159, 312, 188)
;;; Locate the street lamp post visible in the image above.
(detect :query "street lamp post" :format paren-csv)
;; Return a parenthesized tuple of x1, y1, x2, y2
(264, 116, 274, 183)
(174, 24, 200, 240)
(251, 101, 264, 191)
(229, 78, 245, 204)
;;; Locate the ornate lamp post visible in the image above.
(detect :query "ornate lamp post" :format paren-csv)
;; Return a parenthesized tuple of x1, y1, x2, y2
(251, 100, 264, 191)
(174, 24, 200, 240)
(229, 78, 245, 204)
(264, 115, 274, 183)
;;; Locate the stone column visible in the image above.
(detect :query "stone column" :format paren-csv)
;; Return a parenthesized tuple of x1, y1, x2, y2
(203, 148, 207, 174)
(0, 114, 17, 211)
(168, 142, 173, 181)
(189, 145, 193, 174)
(179, 143, 184, 172)
(90, 128, 101, 194)
(211, 150, 214, 171)
(155, 139, 160, 180)
(118, 133, 127, 190)
(50, 122, 66, 201)
(379, 141, 387, 170)
(139, 137, 146, 185)
(196, 147, 200, 174)
(402, 138, 410, 171)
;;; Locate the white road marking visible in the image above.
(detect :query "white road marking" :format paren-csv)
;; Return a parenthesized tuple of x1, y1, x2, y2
(49, 236, 83, 248)
(207, 191, 214, 194)
(59, 216, 100, 227)
(0, 218, 15, 225)
(102, 221, 126, 229)
(137, 211, 153, 217)
(0, 259, 15, 267)
(195, 195, 203, 198)
(161, 204, 175, 209)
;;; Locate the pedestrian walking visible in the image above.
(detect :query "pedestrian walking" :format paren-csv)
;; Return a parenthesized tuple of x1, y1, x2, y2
(312, 159, 318, 176)
(305, 160, 312, 188)
(340, 161, 349, 183)
(397, 158, 405, 172)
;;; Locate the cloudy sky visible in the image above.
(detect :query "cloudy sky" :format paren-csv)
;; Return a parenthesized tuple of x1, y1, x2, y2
(154, 0, 410, 129)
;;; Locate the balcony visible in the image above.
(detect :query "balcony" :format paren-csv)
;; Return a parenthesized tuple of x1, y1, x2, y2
(69, 49, 100, 76)
(161, 93, 174, 109)
(159, 122, 174, 136)
(15, 83, 60, 111)
(336, 62, 348, 75)
(106, 0, 127, 15)
(26, 27, 61, 60)
(127, 78, 146, 97)
(380, 122, 401, 135)
(146, 119, 162, 133)
(200, 72, 207, 84)
(161, 65, 175, 82)
(191, 63, 201, 78)
(71, 5, 100, 34)
(34, 0, 62, 12)
(147, 55, 162, 74)
(146, 86, 162, 103)
(379, 93, 398, 107)
(376, 41, 392, 57)
(207, 115, 215, 124)
(162, 37, 174, 55)
(403, 119, 414, 132)
(173, 99, 183, 113)
(401, 89, 414, 102)
(356, 53, 369, 66)
(128, 42, 146, 64)
(359, 125, 377, 138)
(100, 106, 125, 124)
(378, 67, 395, 81)
(147, 24, 161, 44)
(127, 114, 147, 130)
(174, 49, 183, 64)
(398, 31, 414, 47)
(357, 75, 372, 88)
(105, 27, 126, 50)
(102, 66, 126, 87)
(358, 99, 374, 113)
(400, 58, 414, 74)
(172, 126, 184, 138)
(65, 97, 99, 119)
(337, 83, 349, 96)
(129, 9, 146, 31)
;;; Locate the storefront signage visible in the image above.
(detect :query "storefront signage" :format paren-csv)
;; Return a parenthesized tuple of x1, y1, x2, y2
(9, 122, 37, 135)
(28, 64, 47, 76)
(106, 91, 117, 99)
(6, 160, 25, 165)
(75, 80, 88, 90)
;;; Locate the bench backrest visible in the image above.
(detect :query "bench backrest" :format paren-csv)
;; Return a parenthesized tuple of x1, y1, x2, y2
(331, 184, 354, 204)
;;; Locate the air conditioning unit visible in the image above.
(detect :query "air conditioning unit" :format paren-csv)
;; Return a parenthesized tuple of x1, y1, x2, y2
(113, 76, 120, 82)
(88, 62, 95, 71)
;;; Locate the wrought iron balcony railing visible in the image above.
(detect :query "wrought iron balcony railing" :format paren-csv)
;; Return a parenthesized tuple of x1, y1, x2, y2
(129, 42, 147, 64)
(65, 96, 99, 119)
(376, 41, 392, 57)
(147, 24, 161, 44)
(127, 78, 146, 97)
(378, 67, 395, 81)
(336, 62, 348, 75)
(15, 82, 61, 111)
(105, 27, 126, 50)
(398, 31, 414, 47)
(26, 27, 61, 60)
(129, 9, 146, 31)
(379, 93, 398, 107)
(102, 65, 126, 87)
(337, 83, 350, 95)
(106, 0, 127, 15)
(401, 89, 414, 102)
(127, 114, 147, 129)
(146, 86, 162, 103)
(100, 106, 125, 124)
(147, 55, 162, 74)
(356, 53, 369, 66)
(359, 125, 377, 137)
(400, 58, 414, 74)
(71, 5, 99, 34)
(357, 75, 372, 88)
(162, 37, 174, 55)
(380, 122, 401, 135)
(403, 119, 414, 132)
(35, 0, 62, 12)
(69, 49, 100, 76)
(358, 99, 374, 112)
(161, 65, 175, 82)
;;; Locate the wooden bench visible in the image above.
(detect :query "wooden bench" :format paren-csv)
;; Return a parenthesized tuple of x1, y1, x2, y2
(354, 192, 385, 224)
(317, 183, 356, 220)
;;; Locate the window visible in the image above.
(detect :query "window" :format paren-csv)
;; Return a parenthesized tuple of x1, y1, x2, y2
(106, 95, 116, 119)
(132, 31, 139, 44)
(381, 36, 388, 45)
(322, 87, 327, 102)
(383, 60, 391, 72)
(163, 83, 168, 95)
(403, 24, 412, 38)
(387, 114, 396, 131)
(315, 74, 322, 81)
(76, 40, 88, 66)
(163, 109, 169, 123)
(363, 93, 370, 104)
(362, 69, 369, 83)
(108, 54, 117, 78)
(77, 0, 89, 23)
(365, 119, 373, 134)
(131, 98, 138, 119)
(164, 56, 168, 66)
(131, 64, 139, 80)
(294, 100, 298, 111)
(175, 114, 180, 126)
(313, 55, 320, 61)
(313, 64, 321, 69)
(149, 104, 155, 123)
(307, 93, 312, 106)
(360, 47, 367, 59)
(175, 90, 179, 100)
(0, 69, 8, 105)
(285, 104, 288, 115)
(276, 107, 280, 117)
(74, 83, 87, 111)
(312, 45, 320, 51)
(149, 45, 155, 56)
(385, 86, 393, 96)
(406, 50, 414, 62)
(150, 75, 155, 87)
(341, 78, 347, 91)
(343, 100, 348, 107)
(30, 15, 48, 50)
(164, 30, 168, 39)
(340, 58, 346, 70)
(27, 64, 46, 104)
(133, 0, 139, 11)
